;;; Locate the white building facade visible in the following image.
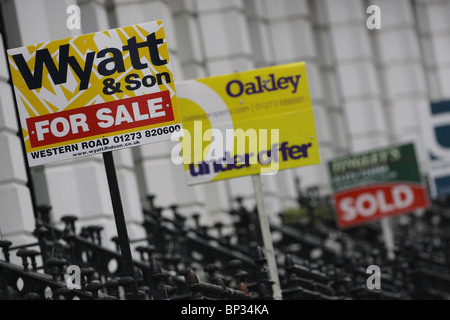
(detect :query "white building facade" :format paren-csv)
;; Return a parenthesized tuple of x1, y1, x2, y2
(0, 0, 449, 252)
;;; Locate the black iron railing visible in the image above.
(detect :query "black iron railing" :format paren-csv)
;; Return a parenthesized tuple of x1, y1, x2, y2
(2, 179, 450, 300)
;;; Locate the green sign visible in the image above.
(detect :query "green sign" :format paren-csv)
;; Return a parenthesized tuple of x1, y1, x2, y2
(328, 143, 422, 191)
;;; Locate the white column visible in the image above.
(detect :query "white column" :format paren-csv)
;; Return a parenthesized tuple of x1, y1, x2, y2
(191, 0, 257, 220)
(243, 0, 274, 68)
(171, 0, 207, 79)
(0, 0, 82, 248)
(196, 0, 254, 75)
(421, 0, 450, 100)
(312, 0, 351, 158)
(324, 0, 389, 154)
(0, 31, 35, 246)
(263, 0, 334, 200)
(369, 0, 428, 165)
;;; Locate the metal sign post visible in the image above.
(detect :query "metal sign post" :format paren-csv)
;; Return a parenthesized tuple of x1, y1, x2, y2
(251, 174, 282, 300)
(103, 151, 138, 298)
(380, 217, 396, 260)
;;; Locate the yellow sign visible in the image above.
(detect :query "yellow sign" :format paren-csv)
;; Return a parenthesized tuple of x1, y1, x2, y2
(7, 21, 182, 166)
(175, 62, 320, 185)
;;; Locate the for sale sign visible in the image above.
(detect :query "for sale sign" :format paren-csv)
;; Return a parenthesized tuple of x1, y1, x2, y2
(7, 20, 182, 166)
(328, 143, 429, 229)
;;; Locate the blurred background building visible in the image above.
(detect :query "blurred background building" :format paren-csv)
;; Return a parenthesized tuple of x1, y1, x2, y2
(0, 0, 449, 253)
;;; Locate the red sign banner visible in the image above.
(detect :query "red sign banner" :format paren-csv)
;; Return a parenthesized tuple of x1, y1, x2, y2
(27, 91, 173, 148)
(333, 182, 429, 229)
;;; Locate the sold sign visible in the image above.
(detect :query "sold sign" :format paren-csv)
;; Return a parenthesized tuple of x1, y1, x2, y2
(334, 183, 428, 228)
(328, 143, 429, 229)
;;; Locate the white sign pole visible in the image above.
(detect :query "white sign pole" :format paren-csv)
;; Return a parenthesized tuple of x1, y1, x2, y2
(380, 217, 395, 260)
(251, 174, 282, 300)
